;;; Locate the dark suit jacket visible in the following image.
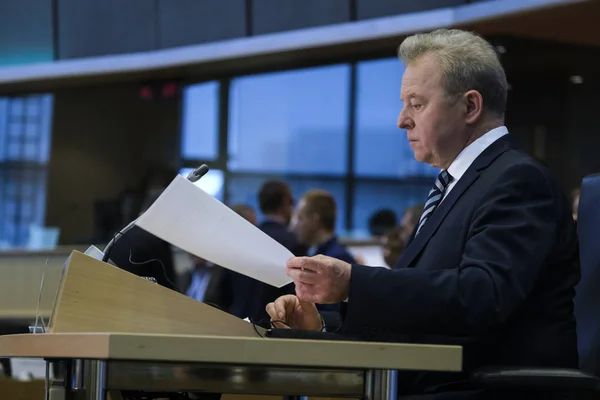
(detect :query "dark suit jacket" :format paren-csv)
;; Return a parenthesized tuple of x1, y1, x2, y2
(342, 135, 580, 378)
(227, 220, 306, 325)
(109, 225, 178, 291)
(313, 236, 356, 264)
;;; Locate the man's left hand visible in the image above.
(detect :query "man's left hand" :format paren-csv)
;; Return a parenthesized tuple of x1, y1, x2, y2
(286, 255, 351, 304)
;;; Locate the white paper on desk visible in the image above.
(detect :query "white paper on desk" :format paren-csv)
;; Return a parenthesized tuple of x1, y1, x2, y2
(135, 175, 294, 287)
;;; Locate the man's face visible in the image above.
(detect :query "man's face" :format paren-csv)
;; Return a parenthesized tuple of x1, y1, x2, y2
(292, 198, 318, 245)
(398, 54, 466, 168)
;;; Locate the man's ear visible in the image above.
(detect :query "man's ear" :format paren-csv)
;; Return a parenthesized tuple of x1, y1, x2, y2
(464, 90, 483, 124)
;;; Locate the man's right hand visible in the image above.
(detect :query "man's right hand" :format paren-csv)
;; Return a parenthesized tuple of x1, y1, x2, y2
(266, 295, 323, 330)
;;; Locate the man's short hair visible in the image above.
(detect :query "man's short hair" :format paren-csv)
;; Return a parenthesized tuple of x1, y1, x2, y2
(230, 203, 256, 223)
(398, 28, 508, 117)
(302, 190, 336, 231)
(258, 180, 291, 214)
(368, 209, 398, 236)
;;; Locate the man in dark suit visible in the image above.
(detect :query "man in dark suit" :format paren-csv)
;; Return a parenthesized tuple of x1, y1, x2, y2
(228, 181, 306, 325)
(293, 189, 356, 264)
(292, 189, 356, 321)
(266, 28, 580, 396)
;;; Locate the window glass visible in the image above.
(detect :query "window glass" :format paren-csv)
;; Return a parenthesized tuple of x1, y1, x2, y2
(181, 81, 219, 160)
(0, 94, 53, 247)
(228, 65, 351, 175)
(179, 168, 224, 201)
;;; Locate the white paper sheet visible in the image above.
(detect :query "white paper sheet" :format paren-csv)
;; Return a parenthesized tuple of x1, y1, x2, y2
(135, 175, 293, 287)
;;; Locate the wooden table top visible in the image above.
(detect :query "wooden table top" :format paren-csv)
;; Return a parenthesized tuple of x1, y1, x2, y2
(0, 333, 462, 372)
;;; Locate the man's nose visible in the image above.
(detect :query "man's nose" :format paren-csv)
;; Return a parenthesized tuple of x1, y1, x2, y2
(397, 109, 413, 130)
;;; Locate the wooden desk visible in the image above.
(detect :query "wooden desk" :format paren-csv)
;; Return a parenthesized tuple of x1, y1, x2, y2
(0, 333, 461, 400)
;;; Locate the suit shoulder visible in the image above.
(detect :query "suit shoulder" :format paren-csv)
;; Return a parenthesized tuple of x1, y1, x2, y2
(491, 148, 555, 189)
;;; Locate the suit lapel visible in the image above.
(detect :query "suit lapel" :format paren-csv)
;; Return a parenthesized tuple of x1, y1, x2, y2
(395, 134, 515, 269)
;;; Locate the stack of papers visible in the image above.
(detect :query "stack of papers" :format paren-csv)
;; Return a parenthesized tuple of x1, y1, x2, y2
(135, 175, 294, 287)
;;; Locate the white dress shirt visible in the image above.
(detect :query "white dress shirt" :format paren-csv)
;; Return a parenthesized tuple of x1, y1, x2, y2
(443, 126, 509, 199)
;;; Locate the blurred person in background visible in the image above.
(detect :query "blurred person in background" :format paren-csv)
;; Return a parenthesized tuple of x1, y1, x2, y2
(368, 208, 398, 237)
(293, 189, 356, 264)
(109, 190, 177, 291)
(185, 204, 258, 313)
(230, 203, 257, 226)
(380, 225, 408, 268)
(293, 189, 356, 319)
(257, 180, 306, 255)
(400, 203, 424, 237)
(228, 181, 306, 326)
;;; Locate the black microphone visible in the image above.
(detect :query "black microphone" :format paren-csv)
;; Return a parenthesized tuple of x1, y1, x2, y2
(187, 164, 209, 182)
(101, 164, 210, 263)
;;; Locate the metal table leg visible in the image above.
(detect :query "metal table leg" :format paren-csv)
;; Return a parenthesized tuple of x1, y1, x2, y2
(85, 360, 107, 400)
(46, 361, 66, 400)
(365, 369, 396, 400)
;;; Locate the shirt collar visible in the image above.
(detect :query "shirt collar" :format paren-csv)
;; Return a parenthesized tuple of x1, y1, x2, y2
(447, 126, 509, 181)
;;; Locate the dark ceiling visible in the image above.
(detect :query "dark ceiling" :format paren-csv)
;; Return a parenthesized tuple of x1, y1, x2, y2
(1, 0, 599, 94)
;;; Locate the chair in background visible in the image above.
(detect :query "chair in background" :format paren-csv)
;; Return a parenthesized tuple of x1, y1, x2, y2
(575, 173, 600, 377)
(470, 173, 600, 398)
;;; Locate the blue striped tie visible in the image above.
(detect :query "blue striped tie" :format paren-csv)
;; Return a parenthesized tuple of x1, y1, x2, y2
(416, 170, 454, 235)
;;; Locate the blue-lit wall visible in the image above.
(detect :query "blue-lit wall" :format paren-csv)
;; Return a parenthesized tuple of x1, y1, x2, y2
(0, 0, 54, 66)
(0, 0, 502, 64)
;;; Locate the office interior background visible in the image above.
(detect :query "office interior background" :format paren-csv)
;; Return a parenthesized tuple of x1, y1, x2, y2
(0, 0, 599, 249)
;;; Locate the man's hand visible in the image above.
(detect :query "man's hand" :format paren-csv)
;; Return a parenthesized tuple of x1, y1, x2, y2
(266, 295, 322, 330)
(286, 255, 351, 304)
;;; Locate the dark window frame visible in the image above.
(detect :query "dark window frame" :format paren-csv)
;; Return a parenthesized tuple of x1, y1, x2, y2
(179, 57, 435, 233)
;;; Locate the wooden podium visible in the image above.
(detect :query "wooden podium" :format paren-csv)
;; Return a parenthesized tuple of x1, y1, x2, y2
(0, 250, 462, 400)
(48, 250, 261, 337)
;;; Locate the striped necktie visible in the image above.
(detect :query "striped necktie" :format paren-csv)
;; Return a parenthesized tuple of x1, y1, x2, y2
(416, 170, 454, 235)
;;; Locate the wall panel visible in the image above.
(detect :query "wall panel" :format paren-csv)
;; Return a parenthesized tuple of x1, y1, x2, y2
(0, 0, 53, 65)
(158, 0, 247, 48)
(58, 0, 155, 59)
(356, 0, 465, 20)
(252, 0, 350, 35)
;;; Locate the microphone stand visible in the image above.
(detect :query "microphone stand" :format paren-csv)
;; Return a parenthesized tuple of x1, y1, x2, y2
(101, 164, 209, 264)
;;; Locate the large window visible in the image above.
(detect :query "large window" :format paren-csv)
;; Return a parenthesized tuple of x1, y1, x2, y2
(178, 59, 442, 238)
(179, 167, 224, 202)
(228, 65, 351, 175)
(224, 64, 351, 231)
(180, 81, 219, 161)
(0, 94, 53, 248)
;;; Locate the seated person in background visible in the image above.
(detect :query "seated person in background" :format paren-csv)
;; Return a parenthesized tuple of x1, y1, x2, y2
(188, 203, 259, 314)
(367, 208, 398, 237)
(400, 202, 424, 239)
(380, 225, 408, 268)
(109, 191, 178, 291)
(230, 203, 257, 226)
(184, 256, 227, 308)
(293, 189, 356, 317)
(267, 28, 579, 397)
(227, 181, 306, 325)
